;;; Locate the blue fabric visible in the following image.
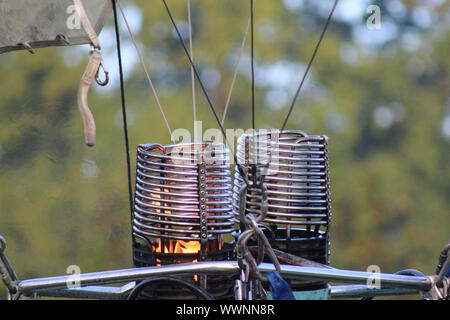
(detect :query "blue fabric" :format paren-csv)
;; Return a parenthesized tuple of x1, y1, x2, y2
(266, 271, 295, 300)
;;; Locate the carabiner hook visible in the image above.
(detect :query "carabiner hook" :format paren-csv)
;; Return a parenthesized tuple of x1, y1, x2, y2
(95, 62, 109, 87)
(17, 42, 35, 54)
(238, 179, 268, 226)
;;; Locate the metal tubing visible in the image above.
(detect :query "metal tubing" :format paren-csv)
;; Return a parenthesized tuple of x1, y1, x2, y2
(133, 142, 234, 242)
(18, 262, 238, 294)
(330, 285, 419, 299)
(34, 283, 421, 300)
(17, 262, 432, 295)
(0, 235, 18, 282)
(37, 282, 136, 300)
(233, 130, 332, 277)
(265, 264, 431, 290)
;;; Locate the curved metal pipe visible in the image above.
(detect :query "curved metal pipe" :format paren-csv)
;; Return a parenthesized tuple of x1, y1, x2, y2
(17, 262, 432, 295)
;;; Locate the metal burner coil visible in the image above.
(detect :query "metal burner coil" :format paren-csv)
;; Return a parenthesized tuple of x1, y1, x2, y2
(133, 142, 235, 245)
(233, 130, 331, 267)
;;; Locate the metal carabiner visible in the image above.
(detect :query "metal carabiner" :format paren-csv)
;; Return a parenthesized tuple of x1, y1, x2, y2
(238, 184, 250, 225)
(238, 179, 268, 226)
(17, 42, 35, 54)
(95, 61, 109, 87)
(235, 261, 251, 300)
(55, 34, 71, 45)
(257, 180, 268, 223)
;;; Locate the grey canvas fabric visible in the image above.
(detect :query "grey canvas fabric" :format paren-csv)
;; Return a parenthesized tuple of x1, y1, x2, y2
(0, 0, 111, 54)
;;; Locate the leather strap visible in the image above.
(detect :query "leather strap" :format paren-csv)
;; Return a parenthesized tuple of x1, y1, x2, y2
(77, 51, 101, 147)
(73, 0, 101, 49)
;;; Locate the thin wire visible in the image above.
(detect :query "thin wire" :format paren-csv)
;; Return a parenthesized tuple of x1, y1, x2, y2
(116, 0, 175, 143)
(280, 0, 339, 133)
(187, 0, 197, 127)
(112, 0, 134, 251)
(250, 0, 255, 130)
(221, 15, 251, 127)
(161, 0, 250, 186)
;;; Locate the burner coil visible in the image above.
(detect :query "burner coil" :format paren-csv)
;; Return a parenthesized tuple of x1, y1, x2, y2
(233, 130, 332, 267)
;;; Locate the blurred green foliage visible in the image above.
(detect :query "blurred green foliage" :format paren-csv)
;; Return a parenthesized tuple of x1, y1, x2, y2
(0, 0, 449, 299)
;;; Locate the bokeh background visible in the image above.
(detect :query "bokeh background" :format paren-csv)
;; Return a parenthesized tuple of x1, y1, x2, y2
(0, 0, 449, 299)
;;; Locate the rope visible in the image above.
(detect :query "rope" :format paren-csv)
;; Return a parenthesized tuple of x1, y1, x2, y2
(161, 0, 250, 186)
(280, 0, 339, 133)
(250, 0, 255, 130)
(221, 15, 251, 127)
(187, 0, 197, 128)
(116, 0, 175, 143)
(112, 0, 134, 249)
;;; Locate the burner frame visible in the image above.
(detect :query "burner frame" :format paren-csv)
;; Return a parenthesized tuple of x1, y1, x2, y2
(233, 130, 332, 275)
(131, 141, 236, 299)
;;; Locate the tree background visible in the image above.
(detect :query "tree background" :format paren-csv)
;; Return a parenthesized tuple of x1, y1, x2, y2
(0, 0, 449, 299)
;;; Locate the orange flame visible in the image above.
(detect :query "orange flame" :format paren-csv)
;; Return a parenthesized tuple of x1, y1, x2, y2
(152, 239, 201, 255)
(148, 183, 223, 283)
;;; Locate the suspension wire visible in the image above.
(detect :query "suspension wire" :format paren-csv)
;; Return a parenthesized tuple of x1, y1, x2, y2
(161, 0, 250, 186)
(250, 0, 255, 131)
(249, 0, 258, 183)
(116, 0, 175, 143)
(112, 0, 134, 249)
(187, 0, 197, 129)
(221, 15, 251, 127)
(280, 0, 339, 133)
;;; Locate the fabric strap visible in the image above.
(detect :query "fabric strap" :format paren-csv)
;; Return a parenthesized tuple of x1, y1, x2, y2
(77, 50, 102, 146)
(74, 0, 101, 49)
(266, 271, 296, 300)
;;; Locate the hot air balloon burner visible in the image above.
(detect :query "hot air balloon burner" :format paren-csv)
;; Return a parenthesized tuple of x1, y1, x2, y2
(233, 130, 332, 291)
(132, 142, 235, 299)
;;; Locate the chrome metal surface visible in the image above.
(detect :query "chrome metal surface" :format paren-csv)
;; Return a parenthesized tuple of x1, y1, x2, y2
(17, 262, 432, 295)
(132, 142, 236, 299)
(37, 282, 136, 300)
(436, 252, 450, 287)
(233, 130, 331, 269)
(267, 264, 431, 290)
(330, 285, 419, 299)
(0, 236, 17, 280)
(133, 142, 234, 245)
(234, 130, 330, 230)
(18, 261, 240, 294)
(29, 282, 421, 300)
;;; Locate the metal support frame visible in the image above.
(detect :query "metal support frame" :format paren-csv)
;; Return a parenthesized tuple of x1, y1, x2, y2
(14, 261, 432, 300)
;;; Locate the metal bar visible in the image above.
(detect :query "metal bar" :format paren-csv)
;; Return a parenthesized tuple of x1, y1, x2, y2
(18, 262, 238, 294)
(436, 254, 450, 287)
(17, 262, 432, 295)
(37, 282, 136, 300)
(31, 284, 422, 300)
(265, 264, 432, 290)
(330, 285, 419, 299)
(0, 236, 18, 282)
